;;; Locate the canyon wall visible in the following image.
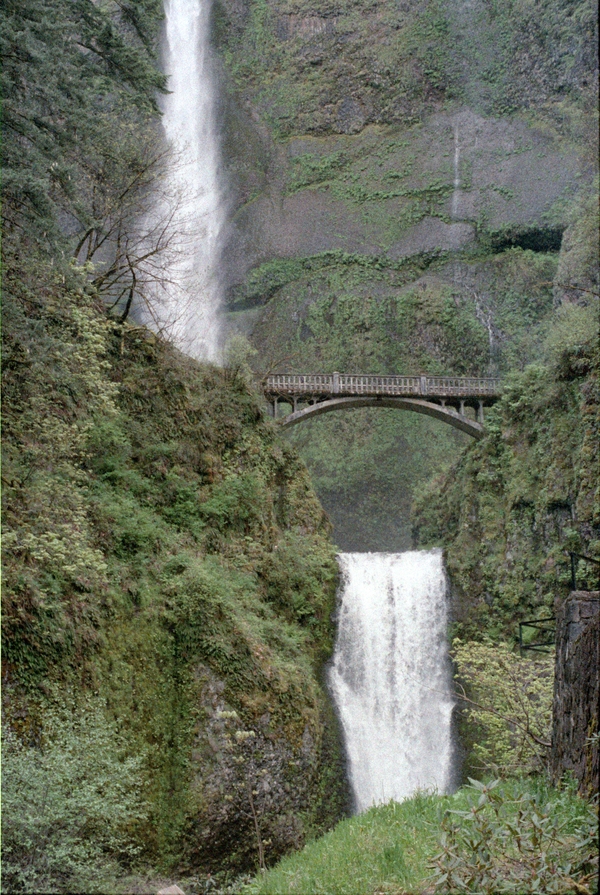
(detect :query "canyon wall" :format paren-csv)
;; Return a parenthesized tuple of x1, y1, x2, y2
(213, 0, 598, 549)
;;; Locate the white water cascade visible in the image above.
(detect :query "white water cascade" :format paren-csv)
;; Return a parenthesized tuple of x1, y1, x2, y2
(147, 0, 224, 360)
(329, 551, 455, 812)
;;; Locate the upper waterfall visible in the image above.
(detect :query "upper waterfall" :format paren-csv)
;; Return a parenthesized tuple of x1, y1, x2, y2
(148, 0, 224, 361)
(329, 551, 455, 812)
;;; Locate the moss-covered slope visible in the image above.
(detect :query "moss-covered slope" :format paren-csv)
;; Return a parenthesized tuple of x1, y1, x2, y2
(412, 302, 599, 641)
(1, 261, 348, 878)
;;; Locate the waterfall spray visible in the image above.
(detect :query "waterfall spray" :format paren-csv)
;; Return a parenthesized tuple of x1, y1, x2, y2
(146, 0, 224, 360)
(329, 551, 454, 812)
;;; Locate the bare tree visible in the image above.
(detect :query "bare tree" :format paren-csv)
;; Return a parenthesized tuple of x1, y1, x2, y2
(73, 140, 200, 340)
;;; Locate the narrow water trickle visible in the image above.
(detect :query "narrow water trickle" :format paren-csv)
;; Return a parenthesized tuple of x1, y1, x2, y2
(146, 0, 224, 360)
(329, 551, 455, 812)
(451, 123, 461, 220)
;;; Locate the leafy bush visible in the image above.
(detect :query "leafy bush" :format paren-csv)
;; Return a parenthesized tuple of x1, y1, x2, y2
(2, 696, 149, 893)
(452, 639, 554, 776)
(430, 777, 598, 894)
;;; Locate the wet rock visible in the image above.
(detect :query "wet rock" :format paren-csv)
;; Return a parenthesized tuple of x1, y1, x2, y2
(389, 219, 475, 258)
(185, 667, 348, 872)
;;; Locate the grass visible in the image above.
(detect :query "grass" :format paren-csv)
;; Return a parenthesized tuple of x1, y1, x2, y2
(244, 793, 439, 894)
(242, 777, 598, 895)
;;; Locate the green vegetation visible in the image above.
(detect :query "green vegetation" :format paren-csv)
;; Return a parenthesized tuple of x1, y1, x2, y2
(215, 0, 456, 138)
(451, 639, 554, 778)
(2, 264, 347, 880)
(413, 302, 599, 640)
(430, 777, 597, 895)
(243, 777, 597, 894)
(216, 0, 595, 137)
(2, 698, 149, 894)
(2, 0, 166, 250)
(1, 2, 348, 879)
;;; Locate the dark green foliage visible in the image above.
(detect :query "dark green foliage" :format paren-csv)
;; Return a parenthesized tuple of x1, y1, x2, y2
(430, 778, 598, 894)
(1, 698, 149, 894)
(1, 0, 165, 248)
(413, 307, 599, 640)
(1, 263, 343, 875)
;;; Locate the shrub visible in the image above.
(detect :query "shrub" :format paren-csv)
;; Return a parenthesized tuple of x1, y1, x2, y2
(452, 638, 554, 776)
(2, 695, 149, 893)
(429, 777, 598, 894)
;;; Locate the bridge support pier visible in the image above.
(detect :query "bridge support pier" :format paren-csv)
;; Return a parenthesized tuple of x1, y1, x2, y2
(477, 401, 484, 424)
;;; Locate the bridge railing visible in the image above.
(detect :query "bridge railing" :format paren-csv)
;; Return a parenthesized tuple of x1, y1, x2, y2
(264, 374, 501, 398)
(336, 375, 421, 395)
(423, 377, 500, 396)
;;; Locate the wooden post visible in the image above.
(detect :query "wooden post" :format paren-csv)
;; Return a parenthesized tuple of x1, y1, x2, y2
(333, 371, 340, 394)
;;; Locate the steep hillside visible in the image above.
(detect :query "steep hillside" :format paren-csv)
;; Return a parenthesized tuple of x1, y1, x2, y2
(1, 261, 348, 888)
(413, 300, 599, 639)
(213, 0, 598, 548)
(2, 2, 348, 887)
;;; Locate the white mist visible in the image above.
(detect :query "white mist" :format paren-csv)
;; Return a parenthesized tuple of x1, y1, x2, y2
(147, 0, 224, 360)
(329, 551, 454, 812)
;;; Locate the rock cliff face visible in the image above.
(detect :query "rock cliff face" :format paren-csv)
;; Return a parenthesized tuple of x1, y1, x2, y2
(412, 336, 599, 637)
(212, 0, 598, 549)
(551, 593, 599, 796)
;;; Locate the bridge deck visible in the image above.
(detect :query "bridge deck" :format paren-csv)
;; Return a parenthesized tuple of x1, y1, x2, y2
(264, 373, 500, 400)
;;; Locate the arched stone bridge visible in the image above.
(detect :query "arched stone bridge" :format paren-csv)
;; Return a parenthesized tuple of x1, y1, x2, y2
(264, 373, 501, 439)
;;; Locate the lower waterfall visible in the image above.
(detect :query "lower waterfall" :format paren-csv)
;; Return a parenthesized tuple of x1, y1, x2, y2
(328, 551, 455, 812)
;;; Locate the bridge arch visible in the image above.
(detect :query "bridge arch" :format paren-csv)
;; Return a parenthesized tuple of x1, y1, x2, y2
(278, 396, 485, 439)
(264, 373, 500, 439)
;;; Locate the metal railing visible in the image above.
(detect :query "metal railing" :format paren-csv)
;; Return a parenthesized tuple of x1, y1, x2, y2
(519, 617, 556, 654)
(264, 373, 501, 399)
(518, 552, 600, 654)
